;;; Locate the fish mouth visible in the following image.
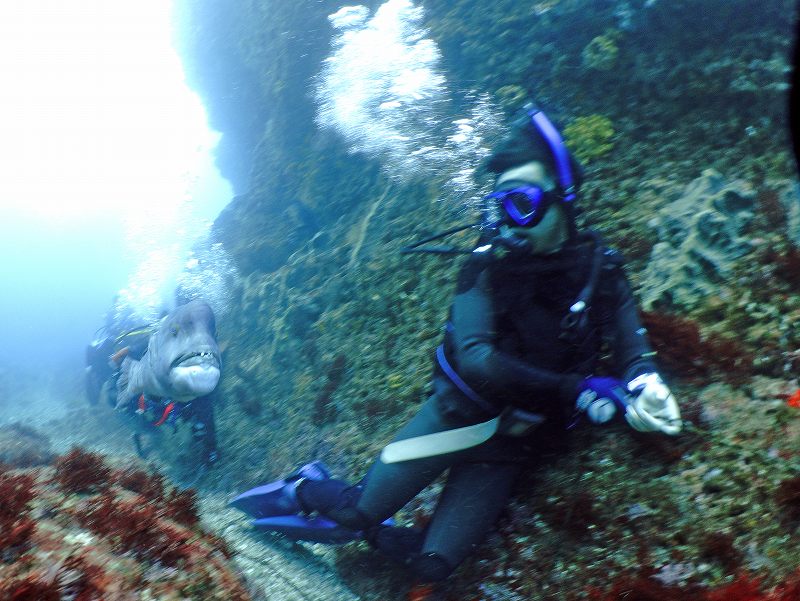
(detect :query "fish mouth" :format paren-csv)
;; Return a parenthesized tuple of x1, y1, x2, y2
(171, 349, 220, 370)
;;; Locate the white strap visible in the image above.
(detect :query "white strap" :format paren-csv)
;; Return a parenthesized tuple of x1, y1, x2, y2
(380, 417, 500, 464)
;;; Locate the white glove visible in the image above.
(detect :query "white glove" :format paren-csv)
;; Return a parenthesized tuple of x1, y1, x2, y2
(624, 373, 682, 435)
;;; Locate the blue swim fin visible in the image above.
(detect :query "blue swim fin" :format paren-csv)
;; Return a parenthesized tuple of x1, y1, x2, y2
(252, 515, 362, 544)
(229, 460, 332, 519)
(251, 514, 397, 544)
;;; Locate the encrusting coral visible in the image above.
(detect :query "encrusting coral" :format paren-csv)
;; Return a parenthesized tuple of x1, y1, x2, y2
(563, 114, 615, 163)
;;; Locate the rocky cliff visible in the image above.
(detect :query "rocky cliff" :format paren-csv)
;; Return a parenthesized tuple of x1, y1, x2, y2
(169, 1, 800, 598)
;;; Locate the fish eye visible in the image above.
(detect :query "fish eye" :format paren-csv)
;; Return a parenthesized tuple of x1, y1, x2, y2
(170, 325, 179, 337)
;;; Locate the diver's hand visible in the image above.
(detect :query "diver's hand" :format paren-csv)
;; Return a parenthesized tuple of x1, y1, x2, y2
(576, 377, 630, 424)
(625, 373, 682, 435)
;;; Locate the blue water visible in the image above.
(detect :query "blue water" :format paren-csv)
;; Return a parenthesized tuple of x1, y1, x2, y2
(0, 2, 233, 425)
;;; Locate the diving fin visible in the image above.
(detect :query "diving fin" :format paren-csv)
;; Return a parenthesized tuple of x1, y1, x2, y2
(229, 460, 332, 519)
(252, 515, 361, 544)
(251, 514, 397, 545)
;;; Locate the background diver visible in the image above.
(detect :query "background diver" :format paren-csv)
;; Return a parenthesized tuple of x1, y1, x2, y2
(232, 106, 683, 597)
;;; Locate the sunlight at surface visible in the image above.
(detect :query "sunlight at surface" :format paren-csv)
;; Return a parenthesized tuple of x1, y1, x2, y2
(0, 0, 232, 363)
(0, 0, 222, 225)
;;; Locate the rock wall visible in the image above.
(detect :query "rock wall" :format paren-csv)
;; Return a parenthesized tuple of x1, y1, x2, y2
(167, 2, 800, 596)
(170, 0, 800, 481)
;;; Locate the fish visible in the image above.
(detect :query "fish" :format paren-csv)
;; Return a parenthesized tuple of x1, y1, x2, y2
(115, 300, 221, 409)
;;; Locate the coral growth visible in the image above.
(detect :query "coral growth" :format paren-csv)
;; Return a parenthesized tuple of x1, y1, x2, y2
(563, 114, 615, 163)
(0, 449, 249, 600)
(581, 30, 620, 71)
(313, 353, 347, 425)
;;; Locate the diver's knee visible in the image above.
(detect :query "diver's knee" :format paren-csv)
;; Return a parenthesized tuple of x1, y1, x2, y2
(407, 552, 454, 583)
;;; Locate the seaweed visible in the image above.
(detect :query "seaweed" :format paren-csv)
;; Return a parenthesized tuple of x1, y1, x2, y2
(774, 475, 800, 525)
(771, 245, 800, 290)
(74, 494, 189, 567)
(114, 467, 165, 500)
(0, 576, 60, 601)
(700, 531, 742, 572)
(704, 575, 765, 600)
(163, 488, 200, 527)
(53, 553, 107, 601)
(0, 555, 107, 601)
(583, 571, 704, 600)
(53, 448, 112, 494)
(0, 472, 37, 555)
(642, 311, 751, 384)
(756, 188, 787, 232)
(546, 489, 598, 538)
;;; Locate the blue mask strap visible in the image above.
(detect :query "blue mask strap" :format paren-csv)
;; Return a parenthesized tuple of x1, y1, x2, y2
(528, 110, 576, 203)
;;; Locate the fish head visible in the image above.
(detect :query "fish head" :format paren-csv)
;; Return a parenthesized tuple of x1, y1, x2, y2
(149, 300, 221, 400)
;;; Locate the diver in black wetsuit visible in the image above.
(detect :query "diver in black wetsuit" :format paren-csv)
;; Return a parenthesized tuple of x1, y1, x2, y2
(232, 107, 682, 595)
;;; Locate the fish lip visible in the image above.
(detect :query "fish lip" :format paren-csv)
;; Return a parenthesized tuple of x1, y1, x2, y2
(171, 349, 220, 370)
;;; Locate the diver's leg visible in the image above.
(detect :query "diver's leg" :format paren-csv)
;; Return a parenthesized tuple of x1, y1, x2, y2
(407, 460, 521, 582)
(298, 396, 465, 530)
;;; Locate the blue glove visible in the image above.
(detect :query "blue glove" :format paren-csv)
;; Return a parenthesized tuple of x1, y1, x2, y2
(576, 377, 631, 424)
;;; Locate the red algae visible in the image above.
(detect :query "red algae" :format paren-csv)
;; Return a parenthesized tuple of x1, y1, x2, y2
(582, 571, 800, 601)
(0, 471, 37, 557)
(53, 448, 112, 494)
(0, 448, 251, 601)
(114, 466, 166, 499)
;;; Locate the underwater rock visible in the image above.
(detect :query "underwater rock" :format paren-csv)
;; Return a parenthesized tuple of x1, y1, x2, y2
(0, 450, 251, 600)
(0, 423, 53, 468)
(641, 169, 756, 311)
(780, 181, 800, 245)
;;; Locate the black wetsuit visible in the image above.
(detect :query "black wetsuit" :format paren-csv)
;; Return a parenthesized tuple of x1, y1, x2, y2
(299, 233, 656, 582)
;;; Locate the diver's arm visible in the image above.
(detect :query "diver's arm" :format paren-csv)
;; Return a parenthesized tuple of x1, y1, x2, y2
(608, 271, 682, 434)
(450, 263, 582, 406)
(607, 270, 657, 382)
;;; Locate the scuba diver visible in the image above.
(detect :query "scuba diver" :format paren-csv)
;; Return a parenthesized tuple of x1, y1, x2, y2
(231, 106, 682, 597)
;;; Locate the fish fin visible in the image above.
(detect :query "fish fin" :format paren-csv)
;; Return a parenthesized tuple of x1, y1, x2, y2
(115, 357, 138, 410)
